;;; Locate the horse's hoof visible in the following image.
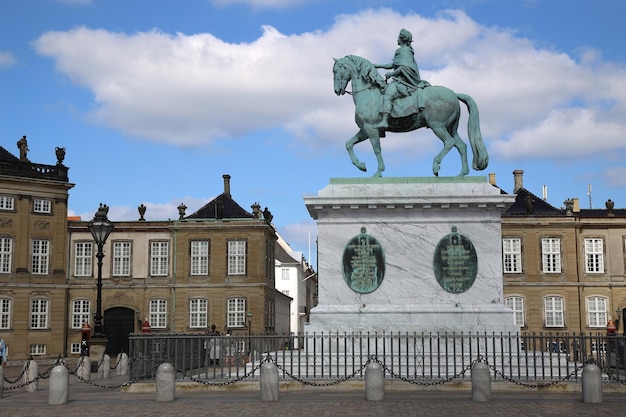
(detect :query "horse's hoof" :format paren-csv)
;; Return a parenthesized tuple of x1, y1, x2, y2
(434, 172, 439, 177)
(357, 163, 367, 172)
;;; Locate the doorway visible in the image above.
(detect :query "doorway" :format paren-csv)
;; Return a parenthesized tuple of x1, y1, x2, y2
(104, 307, 135, 356)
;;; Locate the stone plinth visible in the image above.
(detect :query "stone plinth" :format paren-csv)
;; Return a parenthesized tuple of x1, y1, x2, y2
(304, 177, 518, 335)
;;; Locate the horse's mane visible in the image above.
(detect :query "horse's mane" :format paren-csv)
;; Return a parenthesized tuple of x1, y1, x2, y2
(343, 55, 386, 90)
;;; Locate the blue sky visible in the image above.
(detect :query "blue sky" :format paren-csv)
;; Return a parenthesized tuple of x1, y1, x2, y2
(2, 0, 626, 266)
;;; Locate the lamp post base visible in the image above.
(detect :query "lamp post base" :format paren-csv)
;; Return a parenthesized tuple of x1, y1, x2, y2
(89, 337, 108, 373)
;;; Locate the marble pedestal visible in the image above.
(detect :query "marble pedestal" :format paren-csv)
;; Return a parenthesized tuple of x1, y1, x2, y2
(304, 176, 518, 335)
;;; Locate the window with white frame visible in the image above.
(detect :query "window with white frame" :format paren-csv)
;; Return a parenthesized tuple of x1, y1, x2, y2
(74, 242, 92, 277)
(0, 237, 12, 274)
(30, 298, 49, 329)
(0, 195, 14, 210)
(541, 238, 562, 273)
(33, 198, 51, 213)
(227, 297, 246, 327)
(112, 241, 131, 276)
(29, 344, 46, 355)
(587, 296, 608, 328)
(189, 298, 208, 328)
(281, 268, 290, 280)
(584, 238, 604, 273)
(505, 296, 525, 327)
(149, 299, 167, 328)
(190, 241, 209, 276)
(31, 239, 50, 275)
(0, 298, 12, 329)
(227, 240, 246, 275)
(503, 238, 522, 273)
(72, 299, 90, 329)
(150, 241, 169, 276)
(70, 343, 81, 355)
(544, 296, 564, 327)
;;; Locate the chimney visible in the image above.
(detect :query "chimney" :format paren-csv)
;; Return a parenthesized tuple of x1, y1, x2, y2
(223, 174, 231, 197)
(488, 173, 496, 186)
(513, 170, 524, 193)
(573, 197, 580, 213)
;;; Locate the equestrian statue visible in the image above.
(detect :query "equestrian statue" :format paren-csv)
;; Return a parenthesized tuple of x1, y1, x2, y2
(333, 28, 488, 177)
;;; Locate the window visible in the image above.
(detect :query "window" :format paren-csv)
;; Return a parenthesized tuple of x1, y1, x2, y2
(150, 241, 169, 276)
(33, 198, 51, 213)
(0, 237, 12, 274)
(74, 242, 92, 277)
(544, 296, 564, 327)
(587, 296, 608, 328)
(227, 240, 246, 275)
(29, 344, 46, 355)
(189, 298, 208, 328)
(149, 299, 167, 329)
(31, 239, 50, 275)
(505, 296, 525, 327)
(30, 298, 49, 329)
(503, 238, 522, 273)
(227, 297, 246, 327)
(0, 195, 14, 210)
(70, 343, 81, 355)
(541, 238, 562, 273)
(72, 299, 90, 329)
(190, 241, 209, 276)
(0, 298, 11, 329)
(112, 241, 131, 276)
(281, 268, 290, 280)
(585, 238, 604, 273)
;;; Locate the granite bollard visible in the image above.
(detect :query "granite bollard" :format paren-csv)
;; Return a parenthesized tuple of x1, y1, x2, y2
(471, 362, 491, 402)
(117, 352, 129, 376)
(24, 359, 39, 392)
(156, 362, 176, 402)
(98, 354, 111, 379)
(76, 356, 91, 382)
(260, 361, 279, 402)
(582, 363, 602, 404)
(365, 361, 384, 401)
(48, 364, 69, 405)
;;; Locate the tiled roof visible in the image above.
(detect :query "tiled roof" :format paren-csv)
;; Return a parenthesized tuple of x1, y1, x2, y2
(185, 193, 254, 220)
(275, 242, 299, 264)
(0, 146, 19, 162)
(503, 188, 564, 216)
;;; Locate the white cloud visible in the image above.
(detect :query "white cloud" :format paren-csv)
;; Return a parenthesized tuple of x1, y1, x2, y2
(33, 8, 626, 163)
(0, 51, 16, 67)
(603, 166, 626, 188)
(77, 196, 212, 222)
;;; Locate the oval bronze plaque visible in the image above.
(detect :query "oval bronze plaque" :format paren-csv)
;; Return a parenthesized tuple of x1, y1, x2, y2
(433, 226, 478, 293)
(342, 227, 385, 294)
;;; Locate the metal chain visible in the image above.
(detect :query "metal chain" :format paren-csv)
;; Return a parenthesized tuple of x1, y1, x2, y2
(482, 357, 586, 388)
(374, 356, 474, 386)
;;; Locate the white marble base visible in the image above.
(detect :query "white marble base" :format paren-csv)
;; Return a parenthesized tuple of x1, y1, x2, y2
(304, 177, 519, 335)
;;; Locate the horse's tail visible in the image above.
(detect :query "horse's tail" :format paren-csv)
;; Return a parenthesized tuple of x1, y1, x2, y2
(457, 93, 488, 171)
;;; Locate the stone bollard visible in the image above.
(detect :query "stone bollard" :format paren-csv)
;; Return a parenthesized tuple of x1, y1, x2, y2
(0, 365, 4, 398)
(98, 354, 111, 379)
(24, 359, 39, 392)
(260, 361, 279, 402)
(365, 361, 384, 401)
(76, 356, 91, 382)
(582, 363, 602, 404)
(156, 363, 176, 402)
(48, 364, 69, 405)
(471, 362, 491, 402)
(117, 352, 129, 376)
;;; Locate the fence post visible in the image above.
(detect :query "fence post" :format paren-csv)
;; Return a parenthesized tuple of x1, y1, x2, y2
(471, 362, 491, 402)
(117, 352, 129, 376)
(260, 361, 279, 402)
(98, 354, 111, 379)
(48, 364, 69, 405)
(365, 361, 384, 401)
(582, 363, 602, 404)
(76, 356, 91, 382)
(24, 359, 39, 392)
(156, 362, 176, 402)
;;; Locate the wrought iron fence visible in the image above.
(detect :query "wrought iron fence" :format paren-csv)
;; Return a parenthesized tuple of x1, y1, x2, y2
(128, 332, 626, 384)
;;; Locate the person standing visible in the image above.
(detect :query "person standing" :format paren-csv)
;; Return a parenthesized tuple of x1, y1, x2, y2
(0, 337, 7, 366)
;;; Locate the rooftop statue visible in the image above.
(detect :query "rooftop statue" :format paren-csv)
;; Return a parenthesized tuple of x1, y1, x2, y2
(333, 28, 488, 177)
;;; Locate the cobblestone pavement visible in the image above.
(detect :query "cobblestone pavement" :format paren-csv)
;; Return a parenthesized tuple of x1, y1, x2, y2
(2, 368, 626, 417)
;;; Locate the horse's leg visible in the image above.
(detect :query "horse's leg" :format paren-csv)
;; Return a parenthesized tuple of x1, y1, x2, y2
(346, 129, 369, 172)
(452, 131, 469, 176)
(368, 133, 385, 177)
(430, 127, 456, 177)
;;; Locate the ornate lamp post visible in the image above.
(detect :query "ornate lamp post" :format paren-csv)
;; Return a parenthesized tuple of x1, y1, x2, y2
(88, 203, 114, 339)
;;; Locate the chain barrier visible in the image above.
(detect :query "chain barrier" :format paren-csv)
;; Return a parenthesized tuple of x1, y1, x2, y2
(270, 354, 372, 387)
(481, 356, 587, 389)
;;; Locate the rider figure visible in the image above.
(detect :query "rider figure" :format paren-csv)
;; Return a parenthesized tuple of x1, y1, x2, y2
(375, 28, 429, 130)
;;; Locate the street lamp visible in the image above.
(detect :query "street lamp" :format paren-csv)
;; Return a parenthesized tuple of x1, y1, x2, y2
(88, 203, 114, 339)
